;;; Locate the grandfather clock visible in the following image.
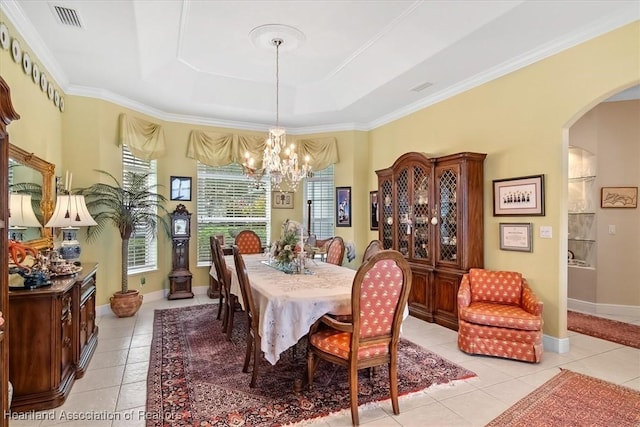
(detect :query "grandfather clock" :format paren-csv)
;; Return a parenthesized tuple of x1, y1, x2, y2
(168, 204, 194, 300)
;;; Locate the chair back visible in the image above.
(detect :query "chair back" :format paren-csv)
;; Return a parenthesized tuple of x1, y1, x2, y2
(232, 245, 259, 330)
(234, 230, 263, 254)
(362, 239, 383, 263)
(351, 250, 412, 345)
(468, 268, 523, 305)
(210, 235, 220, 276)
(325, 236, 345, 265)
(211, 236, 230, 294)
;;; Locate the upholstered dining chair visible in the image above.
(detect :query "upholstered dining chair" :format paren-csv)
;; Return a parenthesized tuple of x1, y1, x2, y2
(362, 239, 383, 263)
(232, 245, 262, 388)
(325, 236, 345, 266)
(307, 250, 412, 425)
(211, 237, 238, 341)
(234, 229, 263, 254)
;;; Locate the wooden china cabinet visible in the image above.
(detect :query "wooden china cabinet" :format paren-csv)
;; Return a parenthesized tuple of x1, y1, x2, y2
(1, 76, 20, 426)
(376, 152, 486, 330)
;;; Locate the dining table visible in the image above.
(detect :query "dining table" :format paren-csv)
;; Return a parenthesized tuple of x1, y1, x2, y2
(210, 253, 356, 364)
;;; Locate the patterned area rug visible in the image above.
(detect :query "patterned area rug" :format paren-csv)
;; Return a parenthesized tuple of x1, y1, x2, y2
(568, 311, 640, 349)
(146, 304, 476, 426)
(487, 370, 640, 426)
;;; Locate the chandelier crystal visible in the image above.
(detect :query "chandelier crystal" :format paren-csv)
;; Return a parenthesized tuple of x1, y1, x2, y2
(243, 38, 311, 191)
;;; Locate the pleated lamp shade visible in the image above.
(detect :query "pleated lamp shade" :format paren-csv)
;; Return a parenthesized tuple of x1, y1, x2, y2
(45, 195, 97, 228)
(45, 195, 97, 261)
(9, 194, 42, 228)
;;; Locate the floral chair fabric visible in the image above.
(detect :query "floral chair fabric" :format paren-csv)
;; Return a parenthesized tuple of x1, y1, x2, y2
(234, 230, 262, 254)
(325, 236, 345, 266)
(307, 250, 412, 425)
(457, 268, 544, 363)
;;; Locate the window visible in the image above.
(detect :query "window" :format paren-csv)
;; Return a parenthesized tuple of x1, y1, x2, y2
(304, 165, 334, 239)
(196, 163, 270, 266)
(122, 145, 158, 272)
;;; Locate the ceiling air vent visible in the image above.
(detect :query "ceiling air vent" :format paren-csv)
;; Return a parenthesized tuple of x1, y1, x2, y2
(53, 5, 83, 28)
(410, 82, 433, 92)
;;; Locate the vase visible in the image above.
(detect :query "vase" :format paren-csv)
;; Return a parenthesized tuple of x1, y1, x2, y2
(110, 290, 143, 317)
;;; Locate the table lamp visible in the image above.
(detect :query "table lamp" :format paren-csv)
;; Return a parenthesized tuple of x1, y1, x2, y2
(8, 193, 42, 241)
(45, 194, 97, 262)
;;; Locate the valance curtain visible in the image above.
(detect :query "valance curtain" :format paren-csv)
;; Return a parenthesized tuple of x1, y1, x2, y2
(118, 114, 166, 160)
(186, 130, 235, 167)
(187, 130, 339, 171)
(296, 137, 339, 171)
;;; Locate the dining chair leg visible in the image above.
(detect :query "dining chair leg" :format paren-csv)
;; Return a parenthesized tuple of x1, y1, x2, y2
(249, 335, 260, 388)
(221, 296, 228, 331)
(226, 296, 236, 341)
(243, 330, 252, 373)
(306, 352, 318, 390)
(389, 358, 400, 415)
(216, 290, 223, 320)
(349, 363, 360, 425)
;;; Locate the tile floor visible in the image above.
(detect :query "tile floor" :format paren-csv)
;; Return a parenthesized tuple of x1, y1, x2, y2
(8, 295, 640, 427)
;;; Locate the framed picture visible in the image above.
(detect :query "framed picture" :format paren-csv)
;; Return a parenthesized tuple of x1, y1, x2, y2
(601, 186, 638, 208)
(370, 190, 379, 230)
(336, 186, 352, 227)
(272, 191, 294, 209)
(499, 223, 533, 252)
(170, 176, 192, 201)
(493, 174, 545, 216)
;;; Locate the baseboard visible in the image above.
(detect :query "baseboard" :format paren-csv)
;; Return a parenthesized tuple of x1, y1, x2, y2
(567, 298, 640, 317)
(543, 334, 570, 354)
(96, 285, 211, 317)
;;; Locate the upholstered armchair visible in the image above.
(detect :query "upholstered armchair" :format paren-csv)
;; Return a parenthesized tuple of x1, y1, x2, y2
(457, 268, 544, 363)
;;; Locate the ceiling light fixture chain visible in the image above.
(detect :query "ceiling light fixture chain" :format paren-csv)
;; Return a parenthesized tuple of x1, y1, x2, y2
(243, 36, 311, 191)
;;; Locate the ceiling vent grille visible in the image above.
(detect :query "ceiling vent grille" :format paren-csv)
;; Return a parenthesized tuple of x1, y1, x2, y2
(53, 5, 83, 28)
(410, 82, 433, 92)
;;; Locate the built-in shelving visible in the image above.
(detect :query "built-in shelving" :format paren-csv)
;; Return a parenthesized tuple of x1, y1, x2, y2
(568, 147, 597, 268)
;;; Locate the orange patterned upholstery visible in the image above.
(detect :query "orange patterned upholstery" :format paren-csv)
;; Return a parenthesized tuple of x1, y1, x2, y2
(234, 230, 262, 254)
(325, 236, 345, 266)
(307, 250, 412, 425)
(457, 268, 544, 363)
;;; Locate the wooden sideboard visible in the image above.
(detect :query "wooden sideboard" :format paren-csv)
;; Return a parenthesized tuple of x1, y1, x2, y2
(8, 263, 99, 412)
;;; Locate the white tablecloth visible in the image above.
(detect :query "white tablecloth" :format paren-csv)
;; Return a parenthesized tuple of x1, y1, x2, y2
(210, 254, 356, 364)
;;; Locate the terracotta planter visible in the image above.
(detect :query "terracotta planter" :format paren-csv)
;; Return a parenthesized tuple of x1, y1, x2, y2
(110, 290, 143, 317)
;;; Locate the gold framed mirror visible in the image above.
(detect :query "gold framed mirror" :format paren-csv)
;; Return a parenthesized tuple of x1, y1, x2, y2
(8, 144, 54, 250)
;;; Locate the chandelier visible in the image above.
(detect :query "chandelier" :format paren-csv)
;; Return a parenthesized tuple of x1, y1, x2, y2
(243, 38, 311, 190)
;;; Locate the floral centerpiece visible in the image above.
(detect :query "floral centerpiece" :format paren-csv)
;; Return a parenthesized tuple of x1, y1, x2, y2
(272, 229, 300, 268)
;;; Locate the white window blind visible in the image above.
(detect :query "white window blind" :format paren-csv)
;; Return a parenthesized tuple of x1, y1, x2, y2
(122, 145, 158, 272)
(196, 163, 271, 266)
(304, 165, 334, 239)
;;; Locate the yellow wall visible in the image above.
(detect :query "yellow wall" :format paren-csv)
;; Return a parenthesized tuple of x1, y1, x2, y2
(3, 9, 639, 340)
(369, 21, 640, 337)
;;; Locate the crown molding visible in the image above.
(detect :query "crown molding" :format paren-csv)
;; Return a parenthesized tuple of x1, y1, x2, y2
(3, 1, 638, 134)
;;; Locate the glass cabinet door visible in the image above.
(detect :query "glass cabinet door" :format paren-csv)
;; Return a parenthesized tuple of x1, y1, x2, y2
(380, 178, 393, 250)
(412, 164, 430, 260)
(437, 167, 459, 264)
(396, 167, 410, 257)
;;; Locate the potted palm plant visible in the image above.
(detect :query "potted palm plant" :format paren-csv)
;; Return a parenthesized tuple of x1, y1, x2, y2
(78, 170, 169, 317)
